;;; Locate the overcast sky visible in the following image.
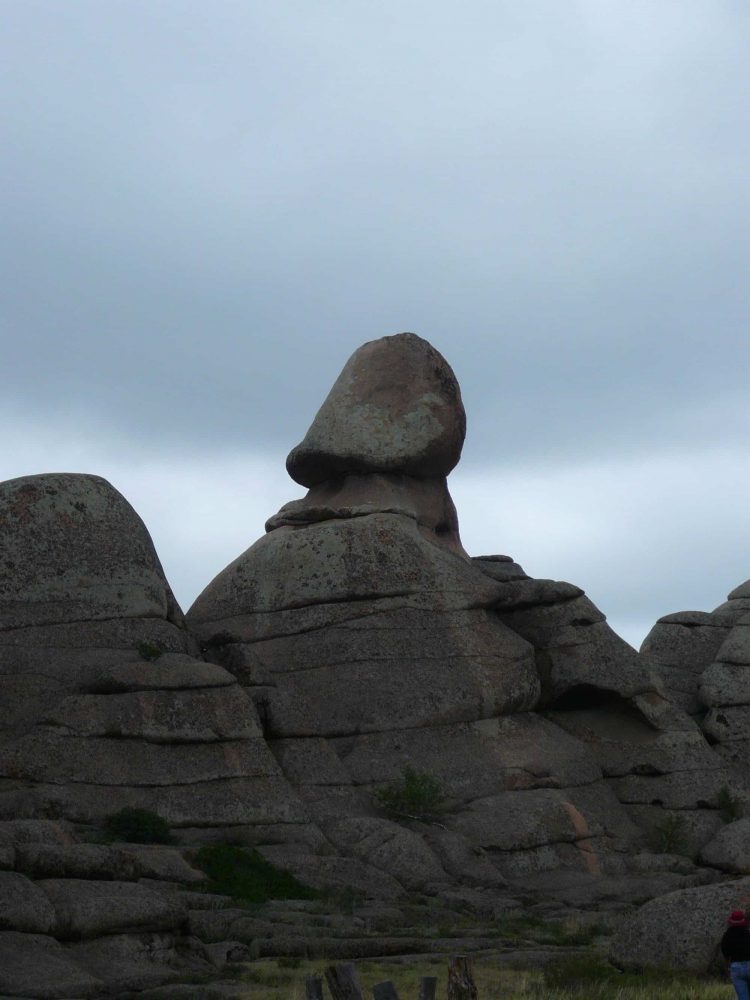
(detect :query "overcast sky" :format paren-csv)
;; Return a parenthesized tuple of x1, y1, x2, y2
(2, 1, 749, 648)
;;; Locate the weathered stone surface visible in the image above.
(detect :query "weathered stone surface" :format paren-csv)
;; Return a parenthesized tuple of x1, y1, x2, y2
(0, 775, 311, 829)
(713, 739, 750, 775)
(189, 512, 502, 636)
(624, 806, 723, 858)
(267, 473, 466, 555)
(496, 591, 656, 705)
(492, 578, 585, 610)
(712, 599, 750, 624)
(42, 685, 261, 742)
(0, 616, 196, 652)
(0, 872, 57, 933)
(0, 627, 199, 736)
(612, 768, 731, 810)
(39, 879, 185, 939)
(256, 846, 405, 899)
(699, 818, 750, 872)
(713, 622, 750, 666)
(269, 737, 352, 786)
(14, 842, 205, 884)
(0, 473, 182, 629)
(423, 827, 508, 887)
(286, 333, 465, 486)
(610, 877, 750, 971)
(447, 782, 636, 854)
(15, 843, 139, 881)
(69, 931, 183, 992)
(0, 732, 279, 785)
(323, 817, 447, 890)
(251, 626, 538, 737)
(546, 705, 718, 778)
(123, 846, 207, 884)
(640, 615, 732, 713)
(700, 661, 750, 707)
(472, 554, 529, 582)
(332, 714, 601, 801)
(0, 819, 74, 846)
(703, 705, 750, 744)
(0, 931, 103, 998)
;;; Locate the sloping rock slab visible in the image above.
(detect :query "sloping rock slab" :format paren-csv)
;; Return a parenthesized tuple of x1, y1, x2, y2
(0, 931, 102, 998)
(69, 931, 185, 992)
(39, 879, 185, 939)
(610, 876, 750, 971)
(0, 819, 73, 847)
(0, 872, 57, 933)
(324, 817, 447, 890)
(255, 847, 405, 900)
(700, 819, 750, 873)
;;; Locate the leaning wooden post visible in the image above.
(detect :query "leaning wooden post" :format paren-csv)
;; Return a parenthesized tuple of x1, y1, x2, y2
(373, 982, 400, 1000)
(325, 962, 364, 1000)
(447, 955, 477, 1000)
(305, 975, 324, 1000)
(418, 976, 437, 1000)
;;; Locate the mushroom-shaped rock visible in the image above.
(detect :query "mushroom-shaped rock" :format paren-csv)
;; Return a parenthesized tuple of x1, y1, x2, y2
(0, 473, 180, 629)
(286, 333, 466, 486)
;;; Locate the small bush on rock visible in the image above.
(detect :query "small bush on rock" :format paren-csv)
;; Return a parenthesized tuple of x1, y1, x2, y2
(137, 640, 165, 661)
(718, 785, 743, 823)
(104, 807, 175, 844)
(374, 766, 446, 821)
(648, 814, 689, 855)
(194, 844, 319, 904)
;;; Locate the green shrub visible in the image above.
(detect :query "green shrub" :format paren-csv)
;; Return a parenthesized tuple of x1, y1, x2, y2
(104, 807, 174, 844)
(194, 844, 319, 904)
(648, 814, 689, 855)
(374, 766, 446, 820)
(137, 640, 164, 661)
(718, 785, 743, 823)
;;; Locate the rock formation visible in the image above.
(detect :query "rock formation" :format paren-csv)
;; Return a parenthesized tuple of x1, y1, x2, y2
(186, 334, 734, 894)
(0, 332, 747, 994)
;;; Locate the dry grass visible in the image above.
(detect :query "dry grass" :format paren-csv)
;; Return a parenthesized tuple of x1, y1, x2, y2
(236, 954, 734, 999)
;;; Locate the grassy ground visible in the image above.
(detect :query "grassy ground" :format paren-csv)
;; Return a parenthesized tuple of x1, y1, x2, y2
(238, 955, 734, 999)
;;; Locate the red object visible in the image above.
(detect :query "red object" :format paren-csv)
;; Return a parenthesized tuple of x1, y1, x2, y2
(727, 910, 748, 927)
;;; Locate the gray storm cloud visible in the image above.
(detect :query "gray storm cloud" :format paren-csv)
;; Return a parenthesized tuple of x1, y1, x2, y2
(2, 0, 748, 645)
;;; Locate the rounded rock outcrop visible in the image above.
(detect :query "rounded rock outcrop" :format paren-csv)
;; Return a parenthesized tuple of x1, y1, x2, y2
(286, 333, 466, 487)
(0, 473, 180, 629)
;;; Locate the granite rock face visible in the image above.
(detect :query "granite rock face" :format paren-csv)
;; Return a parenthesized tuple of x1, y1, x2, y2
(287, 332, 466, 486)
(642, 582, 750, 793)
(0, 472, 312, 842)
(188, 333, 729, 891)
(0, 473, 183, 629)
(610, 877, 750, 972)
(2, 333, 746, 989)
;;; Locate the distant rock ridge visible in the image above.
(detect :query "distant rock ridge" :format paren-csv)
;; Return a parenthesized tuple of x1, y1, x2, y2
(0, 333, 745, 993)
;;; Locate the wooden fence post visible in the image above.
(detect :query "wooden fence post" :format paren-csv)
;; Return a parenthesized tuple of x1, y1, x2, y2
(447, 955, 477, 1000)
(305, 975, 324, 1000)
(372, 981, 400, 1000)
(418, 976, 437, 1000)
(325, 962, 364, 1000)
